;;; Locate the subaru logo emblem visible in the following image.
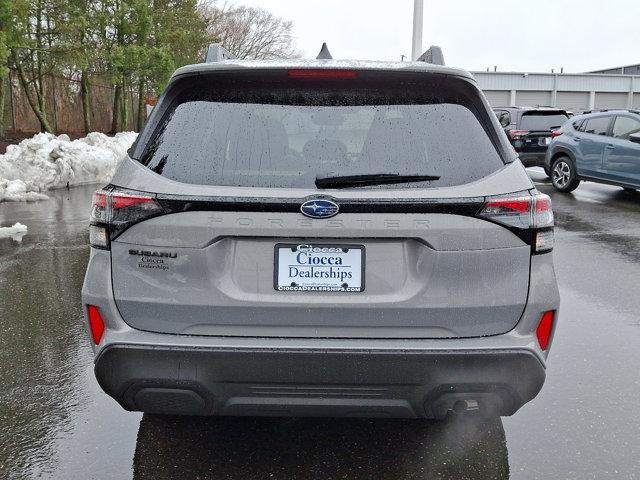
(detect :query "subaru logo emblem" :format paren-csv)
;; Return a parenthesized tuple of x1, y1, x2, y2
(300, 199, 339, 219)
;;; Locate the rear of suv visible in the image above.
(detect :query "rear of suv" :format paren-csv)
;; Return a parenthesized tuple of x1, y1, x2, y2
(495, 107, 570, 173)
(82, 50, 560, 419)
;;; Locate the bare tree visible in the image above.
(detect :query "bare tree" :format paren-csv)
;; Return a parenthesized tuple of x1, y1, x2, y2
(199, 2, 301, 60)
(10, 0, 59, 133)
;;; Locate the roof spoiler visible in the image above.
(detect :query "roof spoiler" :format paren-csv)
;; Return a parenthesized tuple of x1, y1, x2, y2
(203, 42, 446, 66)
(205, 43, 237, 63)
(417, 46, 445, 66)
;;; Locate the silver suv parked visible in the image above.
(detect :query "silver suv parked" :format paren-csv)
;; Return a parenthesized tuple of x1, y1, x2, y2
(82, 47, 560, 419)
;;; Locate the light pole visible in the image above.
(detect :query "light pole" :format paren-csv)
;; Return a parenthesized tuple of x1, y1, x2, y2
(411, 0, 424, 60)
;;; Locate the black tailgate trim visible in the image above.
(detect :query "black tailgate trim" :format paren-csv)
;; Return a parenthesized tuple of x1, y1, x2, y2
(157, 195, 484, 216)
(149, 192, 533, 247)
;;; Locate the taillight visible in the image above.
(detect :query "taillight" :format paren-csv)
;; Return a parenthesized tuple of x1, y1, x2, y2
(508, 129, 530, 140)
(288, 69, 358, 79)
(89, 187, 164, 249)
(533, 194, 553, 229)
(550, 130, 563, 138)
(478, 191, 554, 254)
(536, 310, 555, 350)
(480, 194, 532, 228)
(87, 305, 105, 345)
(111, 193, 156, 209)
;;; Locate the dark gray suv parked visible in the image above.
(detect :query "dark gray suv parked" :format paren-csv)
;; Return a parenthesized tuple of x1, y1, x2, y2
(82, 49, 560, 419)
(494, 106, 569, 173)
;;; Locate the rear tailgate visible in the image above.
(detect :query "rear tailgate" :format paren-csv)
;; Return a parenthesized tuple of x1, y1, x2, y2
(109, 68, 532, 339)
(111, 205, 530, 338)
(516, 111, 569, 151)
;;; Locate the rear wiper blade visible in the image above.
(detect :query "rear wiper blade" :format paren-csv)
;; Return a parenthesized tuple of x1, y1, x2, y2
(315, 173, 440, 189)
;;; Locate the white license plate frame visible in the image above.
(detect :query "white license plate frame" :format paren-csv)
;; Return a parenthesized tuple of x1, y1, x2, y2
(274, 243, 365, 292)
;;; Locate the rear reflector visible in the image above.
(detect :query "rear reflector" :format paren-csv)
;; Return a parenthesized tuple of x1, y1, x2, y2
(288, 69, 358, 79)
(87, 305, 105, 345)
(536, 311, 555, 350)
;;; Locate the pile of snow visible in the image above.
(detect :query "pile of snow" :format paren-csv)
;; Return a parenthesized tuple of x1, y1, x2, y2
(0, 222, 27, 241)
(0, 131, 137, 202)
(0, 180, 49, 201)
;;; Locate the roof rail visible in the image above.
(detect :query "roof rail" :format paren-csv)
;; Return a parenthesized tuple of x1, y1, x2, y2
(582, 109, 640, 115)
(416, 45, 445, 66)
(582, 109, 611, 114)
(205, 43, 237, 63)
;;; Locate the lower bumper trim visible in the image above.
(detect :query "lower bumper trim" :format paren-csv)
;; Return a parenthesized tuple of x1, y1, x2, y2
(95, 344, 545, 418)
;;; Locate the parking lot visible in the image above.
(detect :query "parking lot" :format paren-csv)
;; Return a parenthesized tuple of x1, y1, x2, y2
(1, 172, 639, 479)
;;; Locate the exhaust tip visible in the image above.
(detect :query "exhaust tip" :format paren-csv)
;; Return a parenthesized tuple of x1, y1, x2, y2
(453, 399, 480, 414)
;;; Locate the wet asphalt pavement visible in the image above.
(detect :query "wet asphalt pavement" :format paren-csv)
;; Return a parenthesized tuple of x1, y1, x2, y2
(1, 172, 640, 479)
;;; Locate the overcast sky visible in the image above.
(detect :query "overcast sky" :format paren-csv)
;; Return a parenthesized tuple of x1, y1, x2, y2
(228, 0, 640, 73)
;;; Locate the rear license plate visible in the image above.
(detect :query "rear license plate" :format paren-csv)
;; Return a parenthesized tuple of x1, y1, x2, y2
(275, 244, 364, 292)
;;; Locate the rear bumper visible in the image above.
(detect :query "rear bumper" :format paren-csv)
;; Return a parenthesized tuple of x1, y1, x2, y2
(95, 343, 545, 419)
(85, 249, 559, 419)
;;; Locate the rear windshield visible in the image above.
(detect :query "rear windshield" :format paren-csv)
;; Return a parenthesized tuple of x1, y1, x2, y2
(137, 72, 506, 189)
(519, 112, 569, 131)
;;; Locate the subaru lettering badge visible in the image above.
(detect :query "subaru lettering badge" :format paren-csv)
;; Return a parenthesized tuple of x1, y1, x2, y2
(300, 199, 339, 219)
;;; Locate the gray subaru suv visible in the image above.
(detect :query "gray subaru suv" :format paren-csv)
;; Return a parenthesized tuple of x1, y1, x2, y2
(82, 49, 559, 419)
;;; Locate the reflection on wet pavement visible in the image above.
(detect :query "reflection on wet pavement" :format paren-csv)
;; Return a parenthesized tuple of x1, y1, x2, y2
(0, 186, 96, 479)
(133, 415, 508, 480)
(2, 179, 640, 479)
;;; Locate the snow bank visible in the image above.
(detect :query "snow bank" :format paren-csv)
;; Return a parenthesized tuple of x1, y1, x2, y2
(0, 222, 27, 241)
(0, 179, 49, 201)
(0, 132, 137, 202)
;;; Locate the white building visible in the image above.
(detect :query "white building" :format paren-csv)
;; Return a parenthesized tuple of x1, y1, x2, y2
(472, 70, 640, 113)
